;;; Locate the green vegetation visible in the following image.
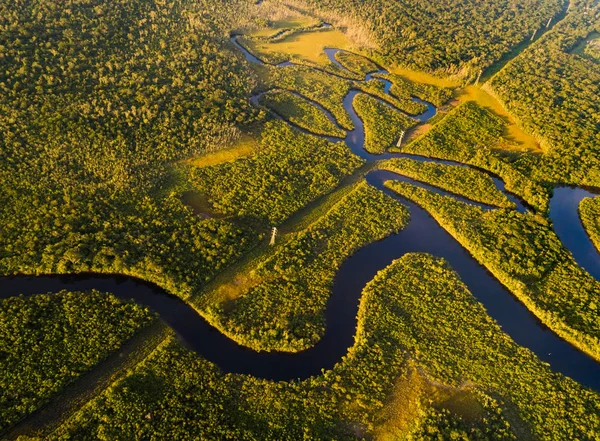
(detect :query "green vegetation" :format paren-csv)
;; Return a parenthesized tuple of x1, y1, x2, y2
(361, 254, 599, 440)
(188, 121, 363, 225)
(204, 181, 409, 352)
(238, 28, 356, 71)
(385, 181, 600, 360)
(0, 290, 154, 431)
(334, 51, 378, 75)
(580, 196, 600, 252)
(292, 0, 563, 77)
(392, 102, 550, 212)
(47, 255, 598, 440)
(378, 157, 515, 208)
(0, 0, 264, 300)
(490, 4, 600, 186)
(183, 135, 259, 169)
(375, 73, 454, 107)
(258, 89, 346, 137)
(268, 65, 355, 129)
(353, 94, 416, 154)
(355, 80, 428, 116)
(573, 31, 600, 63)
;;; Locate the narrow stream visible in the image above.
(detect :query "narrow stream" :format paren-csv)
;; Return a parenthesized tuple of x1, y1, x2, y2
(1, 38, 599, 391)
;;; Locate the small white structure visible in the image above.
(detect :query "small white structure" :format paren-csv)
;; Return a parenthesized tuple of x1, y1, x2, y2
(396, 131, 405, 148)
(269, 227, 278, 246)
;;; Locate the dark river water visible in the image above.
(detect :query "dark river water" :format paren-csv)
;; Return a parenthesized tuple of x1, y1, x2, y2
(1, 39, 599, 391)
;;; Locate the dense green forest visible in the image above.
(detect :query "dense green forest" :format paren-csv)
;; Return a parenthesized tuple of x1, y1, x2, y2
(187, 121, 362, 225)
(258, 89, 346, 137)
(281, 0, 565, 77)
(0, 291, 154, 431)
(490, 1, 600, 186)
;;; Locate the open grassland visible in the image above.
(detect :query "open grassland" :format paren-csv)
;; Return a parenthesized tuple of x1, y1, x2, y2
(580, 196, 600, 252)
(46, 255, 599, 440)
(385, 181, 600, 361)
(461, 86, 542, 152)
(183, 135, 259, 169)
(0, 291, 155, 431)
(393, 102, 550, 213)
(200, 181, 409, 352)
(241, 28, 353, 66)
(378, 158, 515, 209)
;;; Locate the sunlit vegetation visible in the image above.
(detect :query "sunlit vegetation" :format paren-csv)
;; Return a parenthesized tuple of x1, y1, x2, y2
(580, 196, 600, 252)
(361, 254, 599, 440)
(188, 121, 363, 225)
(246, 15, 321, 38)
(204, 182, 409, 352)
(376, 73, 454, 108)
(385, 181, 600, 360)
(572, 31, 600, 63)
(0, 0, 265, 302)
(258, 89, 346, 137)
(290, 0, 563, 77)
(392, 102, 550, 212)
(239, 27, 354, 67)
(460, 85, 542, 152)
(490, 3, 600, 186)
(354, 80, 427, 116)
(353, 94, 416, 154)
(334, 51, 378, 75)
(47, 255, 598, 440)
(0, 291, 154, 431)
(378, 158, 515, 208)
(183, 135, 260, 169)
(267, 65, 355, 129)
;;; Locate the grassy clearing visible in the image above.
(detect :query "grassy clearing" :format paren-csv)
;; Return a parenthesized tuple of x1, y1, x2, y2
(183, 135, 259, 169)
(258, 89, 346, 137)
(378, 157, 514, 209)
(463, 85, 542, 153)
(389, 66, 462, 89)
(243, 28, 353, 65)
(570, 31, 600, 63)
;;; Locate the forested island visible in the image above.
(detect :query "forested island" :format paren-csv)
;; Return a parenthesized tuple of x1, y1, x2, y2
(1, 0, 599, 439)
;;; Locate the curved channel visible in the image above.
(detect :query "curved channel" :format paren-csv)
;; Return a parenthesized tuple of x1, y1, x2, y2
(2, 38, 599, 391)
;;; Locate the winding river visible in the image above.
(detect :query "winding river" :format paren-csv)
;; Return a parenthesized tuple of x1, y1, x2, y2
(1, 38, 599, 392)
